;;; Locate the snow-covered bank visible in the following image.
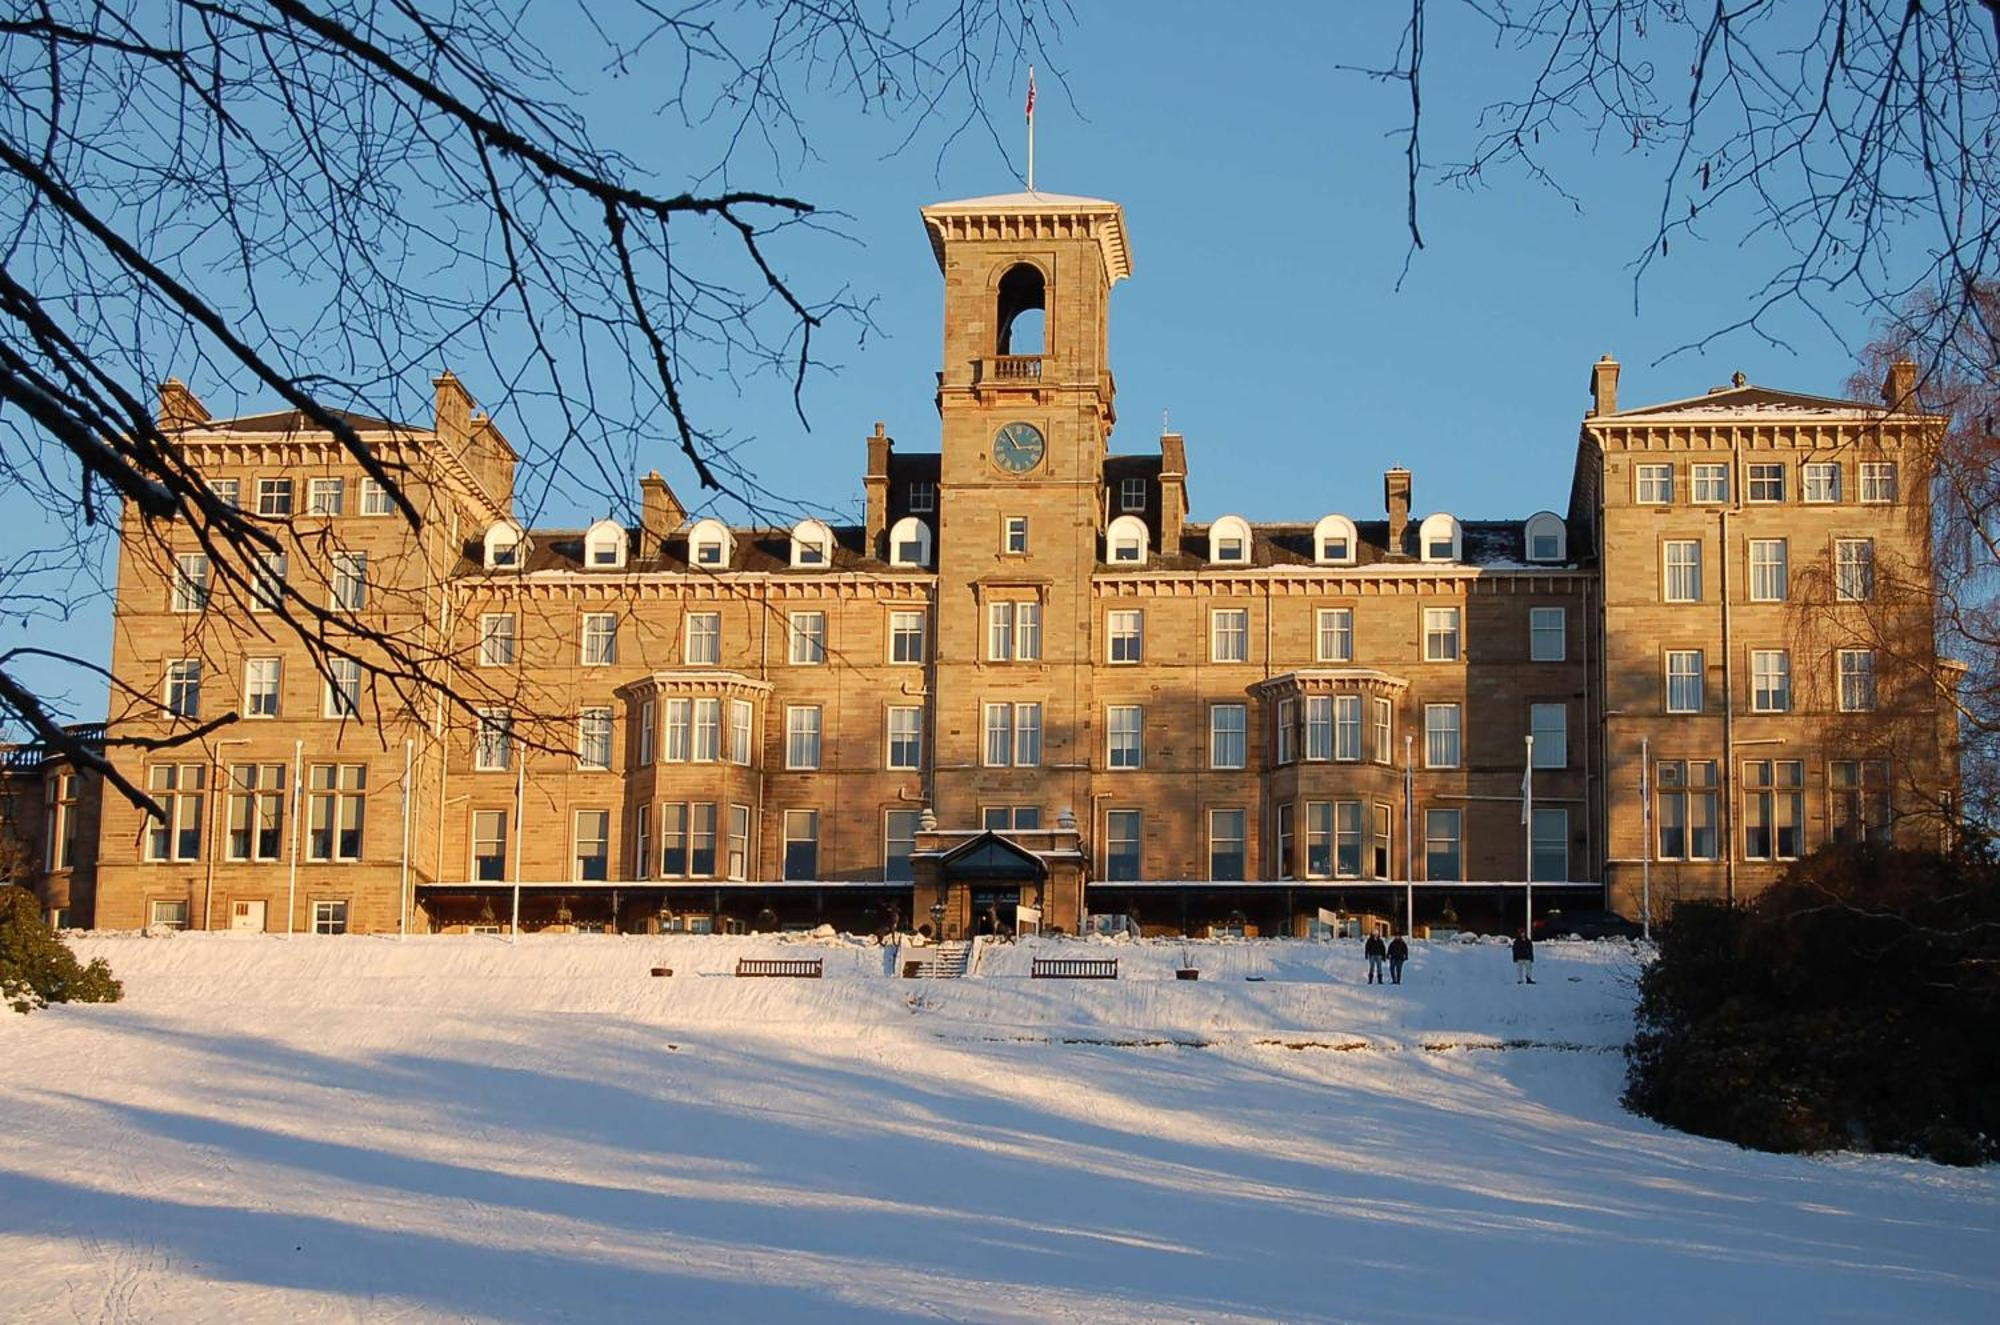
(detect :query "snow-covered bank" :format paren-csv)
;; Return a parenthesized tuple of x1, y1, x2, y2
(2, 934, 1994, 1324)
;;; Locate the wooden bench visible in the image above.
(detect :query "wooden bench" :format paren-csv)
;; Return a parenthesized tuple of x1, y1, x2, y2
(734, 957, 823, 979)
(1031, 957, 1118, 980)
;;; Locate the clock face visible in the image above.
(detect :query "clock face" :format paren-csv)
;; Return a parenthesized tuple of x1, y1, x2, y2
(992, 421, 1046, 474)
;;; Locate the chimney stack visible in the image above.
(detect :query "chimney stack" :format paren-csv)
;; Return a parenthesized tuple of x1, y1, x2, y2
(432, 370, 473, 446)
(638, 471, 684, 552)
(863, 422, 893, 559)
(1589, 354, 1620, 417)
(1882, 359, 1918, 412)
(1384, 468, 1412, 556)
(157, 379, 209, 431)
(1158, 432, 1189, 554)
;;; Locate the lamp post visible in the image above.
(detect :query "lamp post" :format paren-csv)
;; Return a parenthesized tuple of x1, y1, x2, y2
(929, 899, 946, 942)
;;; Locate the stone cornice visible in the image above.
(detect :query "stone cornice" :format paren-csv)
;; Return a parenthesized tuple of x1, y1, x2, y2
(613, 670, 773, 700)
(1093, 569, 1592, 597)
(1252, 668, 1411, 697)
(1583, 418, 1938, 453)
(453, 571, 937, 604)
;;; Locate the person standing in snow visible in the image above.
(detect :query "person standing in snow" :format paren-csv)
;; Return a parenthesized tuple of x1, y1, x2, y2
(1387, 934, 1409, 985)
(1512, 931, 1536, 984)
(1364, 932, 1387, 984)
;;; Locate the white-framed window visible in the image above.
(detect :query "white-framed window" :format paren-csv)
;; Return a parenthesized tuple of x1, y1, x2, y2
(1419, 513, 1462, 562)
(1524, 512, 1565, 562)
(1107, 705, 1143, 769)
(1664, 540, 1702, 602)
(1305, 695, 1333, 761)
(1423, 704, 1461, 769)
(484, 522, 525, 570)
(479, 613, 515, 667)
(1313, 514, 1357, 565)
(888, 516, 932, 568)
(1859, 461, 1898, 503)
(1208, 808, 1247, 881)
(1751, 649, 1791, 712)
(256, 477, 294, 516)
(1103, 809, 1142, 880)
(308, 477, 344, 515)
(1636, 464, 1674, 504)
(1328, 801, 1362, 879)
(982, 806, 1042, 832)
(1106, 514, 1149, 564)
(474, 709, 512, 770)
(1003, 516, 1029, 555)
(1530, 808, 1568, 882)
(661, 803, 718, 878)
(208, 476, 240, 508)
(727, 803, 751, 880)
(1316, 608, 1353, 663)
(988, 601, 1042, 662)
(782, 809, 819, 880)
(307, 764, 366, 862)
(1831, 759, 1892, 845)
(171, 553, 209, 613)
(1424, 809, 1462, 881)
(1014, 702, 1043, 766)
(786, 705, 822, 769)
(1423, 606, 1461, 662)
(1107, 608, 1143, 663)
(244, 657, 281, 718)
(1665, 650, 1704, 713)
(573, 810, 611, 881)
(1747, 462, 1786, 502)
(790, 518, 832, 569)
(1372, 697, 1394, 764)
(1276, 697, 1298, 765)
(360, 477, 394, 515)
(1530, 606, 1565, 662)
(1305, 801, 1333, 879)
(225, 763, 286, 861)
(889, 609, 926, 664)
(1210, 608, 1249, 663)
(664, 699, 691, 761)
(584, 520, 626, 569)
(730, 699, 754, 766)
(1210, 704, 1247, 769)
(578, 708, 613, 771)
(1743, 760, 1805, 861)
(1373, 803, 1393, 878)
(251, 552, 285, 612)
(1275, 802, 1295, 880)
(581, 613, 618, 666)
(1334, 694, 1362, 762)
(884, 808, 920, 882)
(1836, 538, 1875, 602)
(149, 899, 191, 929)
(143, 764, 206, 862)
(312, 900, 350, 934)
(908, 480, 936, 513)
(887, 706, 923, 771)
(789, 611, 826, 665)
(687, 517, 732, 568)
(637, 698, 656, 766)
(326, 657, 362, 717)
(1530, 703, 1567, 768)
(1838, 649, 1877, 712)
(1656, 760, 1720, 860)
(471, 808, 507, 880)
(1119, 476, 1147, 513)
(684, 611, 720, 665)
(692, 698, 721, 762)
(331, 552, 367, 611)
(1208, 515, 1252, 565)
(1802, 462, 1842, 503)
(1691, 463, 1730, 503)
(634, 804, 653, 880)
(981, 702, 1041, 767)
(164, 659, 201, 718)
(1748, 539, 1788, 602)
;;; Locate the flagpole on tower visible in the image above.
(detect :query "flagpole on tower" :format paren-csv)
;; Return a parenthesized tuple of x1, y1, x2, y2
(1025, 66, 1037, 192)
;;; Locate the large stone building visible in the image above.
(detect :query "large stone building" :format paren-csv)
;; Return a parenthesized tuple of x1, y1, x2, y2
(7, 188, 1955, 937)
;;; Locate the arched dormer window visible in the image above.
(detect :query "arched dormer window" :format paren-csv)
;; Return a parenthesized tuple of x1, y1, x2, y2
(1313, 514, 1358, 565)
(790, 517, 833, 569)
(583, 518, 626, 570)
(888, 516, 932, 568)
(687, 517, 733, 570)
(1418, 513, 1462, 563)
(1524, 512, 1566, 563)
(483, 520, 526, 570)
(1106, 514, 1149, 566)
(996, 263, 1046, 356)
(1208, 515, 1252, 566)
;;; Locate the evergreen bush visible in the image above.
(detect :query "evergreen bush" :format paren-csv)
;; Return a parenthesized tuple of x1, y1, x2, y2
(0, 885, 122, 1014)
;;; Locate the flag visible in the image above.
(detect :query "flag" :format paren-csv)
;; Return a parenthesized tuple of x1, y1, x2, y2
(1025, 67, 1036, 120)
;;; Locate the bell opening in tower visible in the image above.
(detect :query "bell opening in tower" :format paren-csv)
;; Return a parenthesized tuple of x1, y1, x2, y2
(996, 263, 1046, 356)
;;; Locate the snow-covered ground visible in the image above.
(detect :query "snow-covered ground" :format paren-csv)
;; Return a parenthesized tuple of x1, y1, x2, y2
(2, 933, 1995, 1324)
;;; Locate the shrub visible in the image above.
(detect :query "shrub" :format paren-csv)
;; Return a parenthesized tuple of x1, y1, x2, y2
(0, 885, 122, 1014)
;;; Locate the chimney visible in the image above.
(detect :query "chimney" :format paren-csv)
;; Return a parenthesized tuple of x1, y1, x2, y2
(638, 470, 685, 551)
(1882, 359, 1918, 412)
(1158, 432, 1189, 554)
(1384, 468, 1412, 556)
(157, 378, 209, 431)
(432, 370, 473, 448)
(863, 422, 893, 559)
(1589, 354, 1620, 417)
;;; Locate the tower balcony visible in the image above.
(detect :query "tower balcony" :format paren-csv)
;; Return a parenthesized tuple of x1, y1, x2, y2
(977, 355, 1044, 385)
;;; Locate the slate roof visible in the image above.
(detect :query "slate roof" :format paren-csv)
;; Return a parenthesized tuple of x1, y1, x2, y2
(206, 407, 417, 434)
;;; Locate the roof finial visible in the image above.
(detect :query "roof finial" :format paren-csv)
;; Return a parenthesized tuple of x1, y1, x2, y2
(1732, 371, 1747, 388)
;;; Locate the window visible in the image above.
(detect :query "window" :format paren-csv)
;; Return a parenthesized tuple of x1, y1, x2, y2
(1107, 705, 1143, 769)
(658, 803, 718, 877)
(1524, 512, 1565, 562)
(360, 478, 394, 515)
(684, 611, 720, 665)
(888, 516, 932, 567)
(889, 610, 926, 664)
(1211, 608, 1249, 663)
(1831, 759, 1891, 845)
(1656, 760, 1720, 860)
(1424, 704, 1460, 769)
(1334, 695, 1362, 761)
(256, 478, 294, 516)
(1530, 703, 1566, 768)
(1210, 704, 1247, 769)
(688, 519, 731, 567)
(1003, 516, 1029, 554)
(1419, 513, 1462, 562)
(1530, 607, 1566, 662)
(1316, 608, 1353, 663)
(1335, 801, 1364, 879)
(1748, 539, 1788, 602)
(789, 612, 826, 665)
(475, 708, 512, 770)
(1276, 697, 1298, 765)
(1665, 650, 1704, 713)
(1692, 463, 1730, 503)
(578, 708, 613, 770)
(790, 518, 831, 569)
(637, 699, 657, 765)
(208, 477, 240, 508)
(983, 806, 1042, 831)
(573, 811, 610, 881)
(1208, 809, 1246, 881)
(1664, 540, 1702, 602)
(660, 804, 687, 876)
(250, 552, 286, 612)
(1306, 801, 1333, 878)
(308, 477, 344, 515)
(485, 524, 524, 569)
(730, 700, 753, 765)
(691, 802, 718, 877)
(887, 706, 923, 770)
(472, 810, 507, 881)
(326, 657, 362, 717)
(783, 810, 819, 880)
(689, 697, 718, 762)
(1373, 804, 1392, 879)
(44, 772, 79, 872)
(982, 702, 1041, 767)
(1838, 649, 1877, 712)
(1423, 607, 1461, 662)
(1305, 695, 1333, 761)
(310, 900, 348, 935)
(1751, 650, 1791, 712)
(225, 763, 286, 861)
(308, 764, 366, 862)
(1636, 464, 1674, 504)
(1119, 477, 1147, 513)
(1802, 462, 1842, 503)
(1531, 808, 1568, 882)
(786, 706, 821, 769)
(1107, 609, 1144, 663)
(480, 614, 516, 667)
(1315, 514, 1357, 564)
(1372, 697, 1394, 764)
(1424, 810, 1462, 881)
(1107, 515, 1149, 564)
(664, 699, 690, 761)
(1274, 802, 1295, 879)
(634, 805, 652, 879)
(1747, 462, 1786, 502)
(331, 552, 367, 611)
(1743, 760, 1805, 860)
(1209, 516, 1252, 565)
(728, 804, 751, 880)
(1104, 810, 1142, 880)
(149, 899, 190, 929)
(164, 660, 201, 718)
(1859, 462, 1898, 503)
(908, 481, 936, 513)
(1836, 539, 1875, 602)
(581, 613, 618, 665)
(171, 553, 209, 613)
(885, 809, 921, 882)
(988, 601, 1043, 661)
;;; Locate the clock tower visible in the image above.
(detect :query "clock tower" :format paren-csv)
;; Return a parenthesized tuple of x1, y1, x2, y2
(918, 190, 1132, 845)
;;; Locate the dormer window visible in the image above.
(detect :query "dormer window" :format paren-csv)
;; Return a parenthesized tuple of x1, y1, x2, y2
(908, 481, 936, 514)
(1313, 514, 1358, 566)
(687, 517, 733, 569)
(1106, 514, 1149, 565)
(1208, 515, 1252, 566)
(1524, 512, 1566, 563)
(1119, 477, 1147, 513)
(791, 517, 834, 569)
(888, 516, 932, 568)
(483, 520, 526, 571)
(583, 518, 626, 570)
(1419, 513, 1462, 563)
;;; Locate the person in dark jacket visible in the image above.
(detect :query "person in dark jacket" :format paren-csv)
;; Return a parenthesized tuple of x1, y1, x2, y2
(1363, 933, 1387, 984)
(1512, 932, 1536, 984)
(1387, 935, 1409, 984)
